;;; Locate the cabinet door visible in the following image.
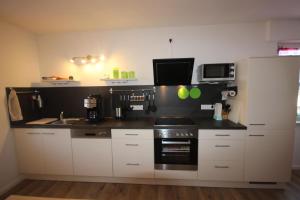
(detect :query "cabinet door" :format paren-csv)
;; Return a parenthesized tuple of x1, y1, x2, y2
(72, 138, 113, 177)
(198, 140, 244, 161)
(14, 129, 45, 174)
(112, 139, 154, 178)
(41, 129, 73, 175)
(247, 57, 299, 130)
(245, 131, 294, 182)
(198, 160, 244, 181)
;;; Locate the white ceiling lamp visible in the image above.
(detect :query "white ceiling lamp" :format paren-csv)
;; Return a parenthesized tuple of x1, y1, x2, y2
(70, 55, 105, 65)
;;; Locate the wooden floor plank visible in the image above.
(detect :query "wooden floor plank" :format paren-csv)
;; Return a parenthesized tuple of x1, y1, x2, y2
(2, 171, 300, 200)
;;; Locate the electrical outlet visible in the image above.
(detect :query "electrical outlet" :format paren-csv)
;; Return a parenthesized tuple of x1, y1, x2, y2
(201, 104, 214, 110)
(131, 105, 144, 111)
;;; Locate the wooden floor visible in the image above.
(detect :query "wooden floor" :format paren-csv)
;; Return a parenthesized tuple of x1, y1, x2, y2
(1, 171, 300, 200)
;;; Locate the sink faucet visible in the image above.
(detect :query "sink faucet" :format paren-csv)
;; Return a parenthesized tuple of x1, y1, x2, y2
(59, 111, 64, 120)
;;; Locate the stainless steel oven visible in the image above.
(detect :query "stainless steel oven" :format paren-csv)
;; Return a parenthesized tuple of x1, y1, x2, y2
(154, 129, 198, 171)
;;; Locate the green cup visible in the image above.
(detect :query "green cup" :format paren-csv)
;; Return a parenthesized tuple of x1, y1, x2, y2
(113, 68, 119, 79)
(121, 71, 128, 79)
(128, 71, 135, 79)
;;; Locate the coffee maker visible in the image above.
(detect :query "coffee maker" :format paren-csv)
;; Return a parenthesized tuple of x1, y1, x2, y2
(84, 94, 103, 122)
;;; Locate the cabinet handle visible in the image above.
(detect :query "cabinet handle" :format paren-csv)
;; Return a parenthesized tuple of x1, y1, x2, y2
(26, 132, 40, 135)
(215, 134, 230, 137)
(43, 132, 55, 135)
(249, 124, 266, 126)
(162, 141, 191, 145)
(84, 133, 97, 137)
(249, 134, 265, 137)
(215, 145, 231, 148)
(215, 165, 229, 169)
(125, 134, 139, 136)
(126, 163, 140, 166)
(126, 144, 139, 146)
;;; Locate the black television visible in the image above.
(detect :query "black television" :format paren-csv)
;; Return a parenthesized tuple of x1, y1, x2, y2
(153, 58, 194, 86)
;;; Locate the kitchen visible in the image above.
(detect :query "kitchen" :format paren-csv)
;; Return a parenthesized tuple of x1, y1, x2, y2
(1, 1, 300, 200)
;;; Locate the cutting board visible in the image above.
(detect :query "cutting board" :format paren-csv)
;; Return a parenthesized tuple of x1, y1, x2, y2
(227, 99, 241, 124)
(26, 118, 58, 125)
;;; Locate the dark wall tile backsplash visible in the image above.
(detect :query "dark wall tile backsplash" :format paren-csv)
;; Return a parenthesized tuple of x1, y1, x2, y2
(6, 84, 226, 124)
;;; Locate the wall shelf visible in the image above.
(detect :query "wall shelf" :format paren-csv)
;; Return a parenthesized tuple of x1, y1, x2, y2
(41, 80, 80, 85)
(100, 78, 138, 84)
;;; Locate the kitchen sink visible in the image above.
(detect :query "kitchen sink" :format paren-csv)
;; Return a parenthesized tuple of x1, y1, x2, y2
(50, 118, 82, 125)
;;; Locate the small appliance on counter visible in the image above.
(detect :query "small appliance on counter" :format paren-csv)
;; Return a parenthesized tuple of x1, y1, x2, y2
(84, 94, 103, 122)
(213, 103, 223, 121)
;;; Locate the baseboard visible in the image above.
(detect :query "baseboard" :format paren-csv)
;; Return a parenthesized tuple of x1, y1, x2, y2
(0, 176, 24, 196)
(292, 165, 300, 170)
(25, 174, 286, 189)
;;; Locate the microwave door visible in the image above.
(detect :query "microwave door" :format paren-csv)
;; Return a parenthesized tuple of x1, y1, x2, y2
(204, 65, 227, 78)
(201, 63, 235, 81)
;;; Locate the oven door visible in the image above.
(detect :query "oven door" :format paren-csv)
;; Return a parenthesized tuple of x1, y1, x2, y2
(155, 138, 198, 170)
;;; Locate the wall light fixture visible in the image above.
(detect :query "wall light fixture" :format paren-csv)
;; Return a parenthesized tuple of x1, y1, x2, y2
(70, 55, 105, 65)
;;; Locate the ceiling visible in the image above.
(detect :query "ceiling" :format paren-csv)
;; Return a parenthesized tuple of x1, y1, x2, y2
(0, 0, 300, 34)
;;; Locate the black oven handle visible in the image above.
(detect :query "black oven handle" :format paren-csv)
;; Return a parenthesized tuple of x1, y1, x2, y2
(162, 140, 191, 145)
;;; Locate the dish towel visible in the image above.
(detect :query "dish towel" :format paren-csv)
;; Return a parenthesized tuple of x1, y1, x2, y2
(8, 89, 23, 121)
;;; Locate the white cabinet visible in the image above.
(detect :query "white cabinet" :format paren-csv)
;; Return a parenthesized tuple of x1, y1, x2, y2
(14, 129, 45, 174)
(72, 138, 113, 177)
(198, 161, 244, 181)
(245, 132, 294, 182)
(235, 57, 299, 182)
(14, 128, 73, 175)
(198, 140, 244, 161)
(112, 129, 154, 178)
(198, 130, 246, 181)
(41, 129, 73, 175)
(236, 57, 299, 130)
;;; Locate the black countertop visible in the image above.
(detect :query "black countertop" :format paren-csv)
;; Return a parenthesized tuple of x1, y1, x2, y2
(11, 117, 246, 130)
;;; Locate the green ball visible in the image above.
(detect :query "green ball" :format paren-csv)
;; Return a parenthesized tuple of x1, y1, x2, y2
(178, 87, 189, 100)
(190, 87, 201, 99)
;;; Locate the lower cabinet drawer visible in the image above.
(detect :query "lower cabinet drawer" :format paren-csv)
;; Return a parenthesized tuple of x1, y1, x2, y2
(198, 161, 244, 181)
(112, 139, 154, 178)
(113, 161, 154, 178)
(198, 140, 244, 161)
(112, 129, 153, 140)
(198, 130, 246, 140)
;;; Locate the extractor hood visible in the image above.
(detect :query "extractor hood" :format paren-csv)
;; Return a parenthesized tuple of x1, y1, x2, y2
(153, 58, 194, 86)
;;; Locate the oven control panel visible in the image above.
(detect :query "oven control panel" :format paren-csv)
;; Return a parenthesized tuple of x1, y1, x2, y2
(154, 129, 198, 139)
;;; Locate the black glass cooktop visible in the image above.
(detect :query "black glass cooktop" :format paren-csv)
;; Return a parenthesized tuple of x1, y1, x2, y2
(155, 117, 195, 125)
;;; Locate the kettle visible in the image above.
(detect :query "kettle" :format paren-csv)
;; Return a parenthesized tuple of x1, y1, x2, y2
(213, 103, 223, 121)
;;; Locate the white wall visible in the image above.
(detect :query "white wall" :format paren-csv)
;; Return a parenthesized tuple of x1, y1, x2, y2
(266, 20, 300, 42)
(37, 22, 277, 86)
(0, 21, 40, 192)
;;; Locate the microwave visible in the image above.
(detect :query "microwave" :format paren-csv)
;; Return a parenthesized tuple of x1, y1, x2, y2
(198, 63, 236, 82)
